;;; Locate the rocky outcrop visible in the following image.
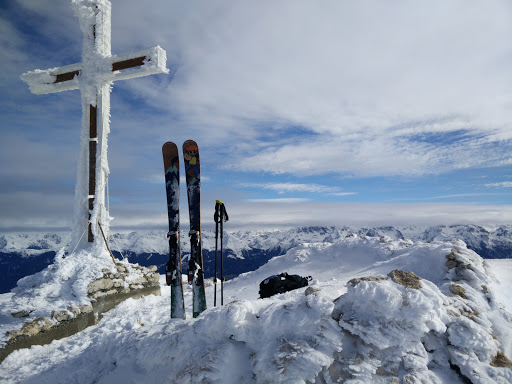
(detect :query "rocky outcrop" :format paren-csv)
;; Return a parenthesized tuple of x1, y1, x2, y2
(387, 270, 422, 289)
(491, 351, 512, 368)
(87, 262, 160, 299)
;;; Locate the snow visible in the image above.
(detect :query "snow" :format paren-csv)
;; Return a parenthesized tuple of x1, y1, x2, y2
(1, 235, 511, 383)
(0, 245, 152, 346)
(488, 259, 512, 309)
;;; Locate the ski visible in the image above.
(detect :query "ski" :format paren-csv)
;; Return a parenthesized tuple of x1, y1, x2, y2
(183, 140, 207, 318)
(162, 142, 185, 319)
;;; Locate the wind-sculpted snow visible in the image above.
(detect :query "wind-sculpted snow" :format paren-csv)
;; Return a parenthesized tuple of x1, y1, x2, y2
(325, 239, 512, 383)
(1, 236, 511, 383)
(177, 296, 343, 383)
(334, 278, 449, 349)
(331, 273, 509, 383)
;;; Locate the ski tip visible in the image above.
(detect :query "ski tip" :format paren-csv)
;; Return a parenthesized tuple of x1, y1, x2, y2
(162, 141, 178, 151)
(162, 142, 180, 170)
(183, 140, 199, 150)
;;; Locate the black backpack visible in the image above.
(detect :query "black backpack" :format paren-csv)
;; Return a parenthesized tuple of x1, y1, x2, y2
(259, 272, 312, 298)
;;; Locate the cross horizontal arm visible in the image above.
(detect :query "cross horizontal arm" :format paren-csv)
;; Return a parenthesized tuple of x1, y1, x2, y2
(21, 45, 169, 95)
(110, 45, 169, 82)
(54, 54, 158, 83)
(55, 70, 80, 84)
(112, 56, 146, 72)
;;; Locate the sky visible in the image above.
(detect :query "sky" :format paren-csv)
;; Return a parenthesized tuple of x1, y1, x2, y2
(0, 0, 511, 232)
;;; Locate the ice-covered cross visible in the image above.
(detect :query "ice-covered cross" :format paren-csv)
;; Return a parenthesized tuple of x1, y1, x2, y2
(21, 0, 169, 250)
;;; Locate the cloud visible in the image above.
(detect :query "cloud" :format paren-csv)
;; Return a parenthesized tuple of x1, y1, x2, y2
(115, 201, 512, 230)
(109, 0, 512, 178)
(0, 191, 74, 231)
(241, 182, 356, 196)
(11, 0, 512, 179)
(223, 202, 512, 229)
(424, 193, 503, 200)
(485, 182, 512, 188)
(245, 198, 310, 204)
(231, 128, 511, 177)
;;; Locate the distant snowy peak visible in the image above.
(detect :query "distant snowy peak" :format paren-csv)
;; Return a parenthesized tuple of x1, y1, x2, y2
(0, 233, 68, 255)
(110, 232, 167, 254)
(1, 224, 511, 259)
(415, 225, 512, 258)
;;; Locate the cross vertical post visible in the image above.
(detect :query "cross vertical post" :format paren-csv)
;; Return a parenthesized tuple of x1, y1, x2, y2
(21, 0, 169, 252)
(88, 105, 97, 242)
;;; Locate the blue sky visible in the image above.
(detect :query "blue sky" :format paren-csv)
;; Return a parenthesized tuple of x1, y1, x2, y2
(1, 0, 511, 231)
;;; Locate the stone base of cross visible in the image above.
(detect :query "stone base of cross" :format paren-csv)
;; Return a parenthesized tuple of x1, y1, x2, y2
(21, 0, 169, 253)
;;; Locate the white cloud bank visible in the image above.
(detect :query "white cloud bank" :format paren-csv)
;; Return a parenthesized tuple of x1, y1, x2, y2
(109, 0, 512, 177)
(485, 182, 512, 188)
(241, 182, 357, 196)
(224, 201, 512, 229)
(3, 199, 509, 231)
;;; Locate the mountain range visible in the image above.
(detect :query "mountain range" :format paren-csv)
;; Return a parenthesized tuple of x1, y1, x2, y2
(1, 224, 510, 294)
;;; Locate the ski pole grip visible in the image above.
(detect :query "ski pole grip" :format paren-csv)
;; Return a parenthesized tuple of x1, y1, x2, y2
(215, 200, 229, 222)
(214, 201, 221, 223)
(221, 204, 229, 222)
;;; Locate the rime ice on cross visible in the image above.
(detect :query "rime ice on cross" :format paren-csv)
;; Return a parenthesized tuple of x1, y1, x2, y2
(21, 0, 168, 251)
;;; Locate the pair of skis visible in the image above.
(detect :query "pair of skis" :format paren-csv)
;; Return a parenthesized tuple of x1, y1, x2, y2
(162, 140, 206, 319)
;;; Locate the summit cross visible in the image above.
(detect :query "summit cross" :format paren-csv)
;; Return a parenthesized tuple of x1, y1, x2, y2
(21, 0, 168, 248)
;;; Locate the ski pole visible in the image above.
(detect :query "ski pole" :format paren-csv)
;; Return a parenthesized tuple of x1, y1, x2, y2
(213, 201, 221, 306)
(216, 201, 229, 305)
(220, 209, 224, 305)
